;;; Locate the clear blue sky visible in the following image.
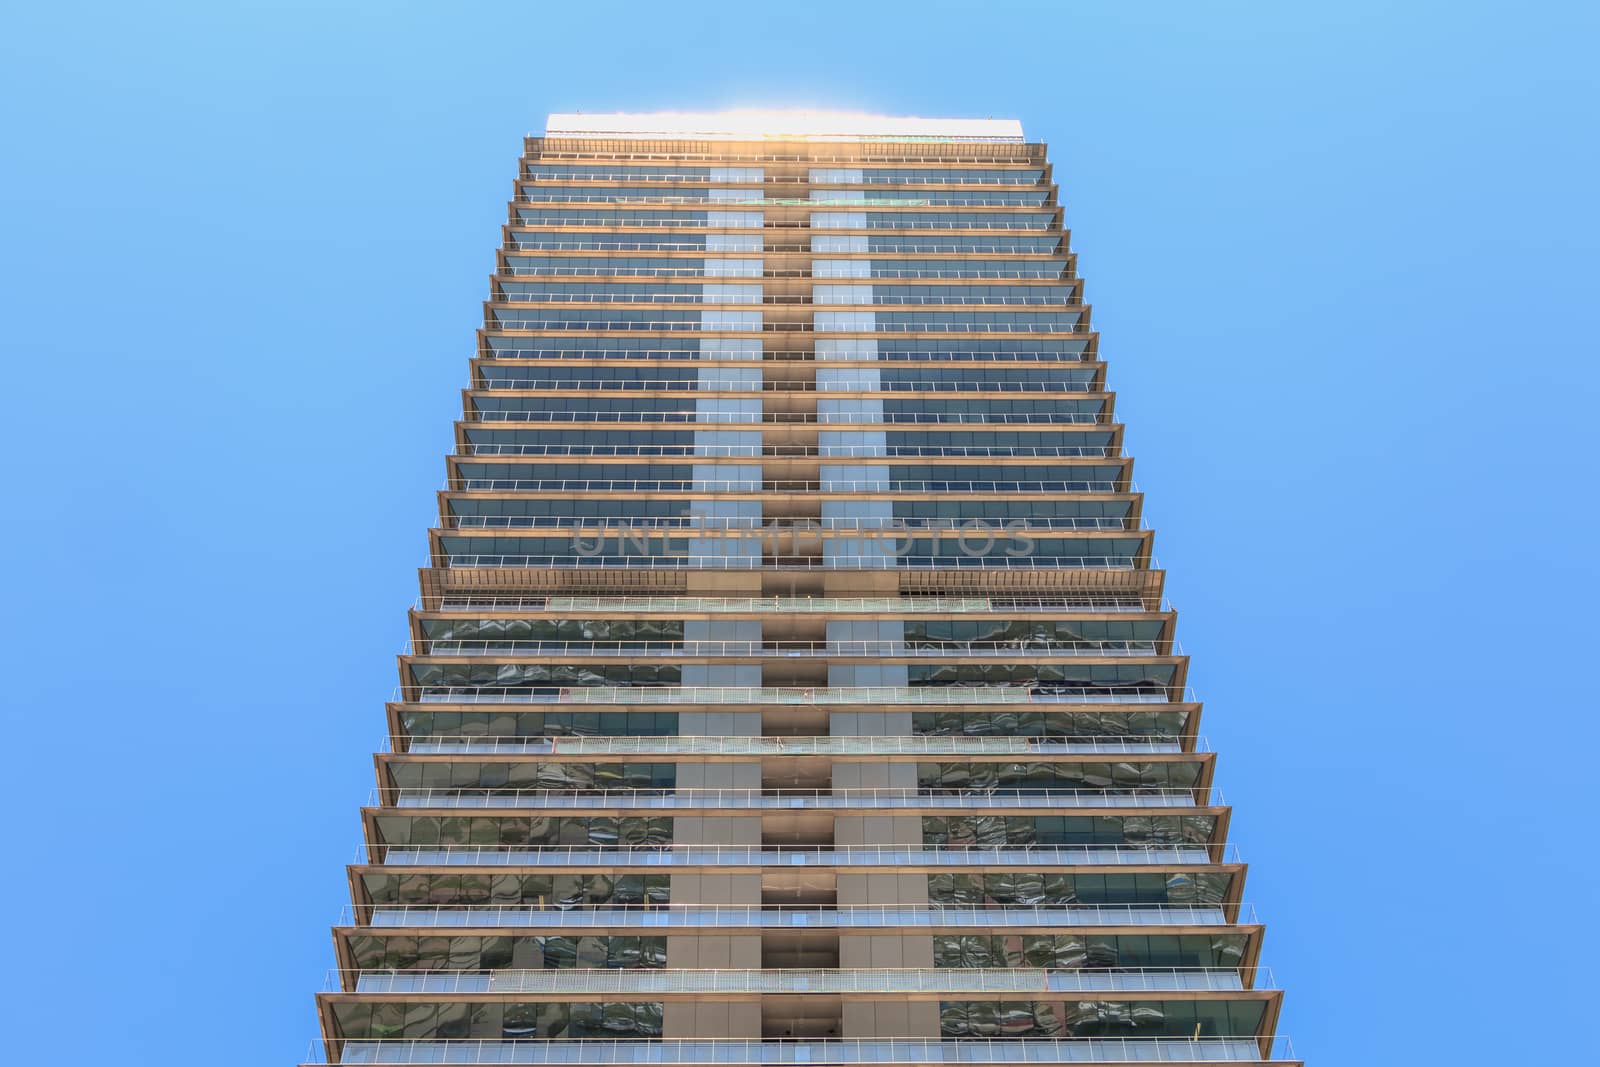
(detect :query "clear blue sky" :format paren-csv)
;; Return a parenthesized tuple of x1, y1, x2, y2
(3, 2, 1597, 1063)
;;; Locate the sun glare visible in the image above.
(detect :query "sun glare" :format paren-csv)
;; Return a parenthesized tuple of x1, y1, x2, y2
(544, 109, 1024, 142)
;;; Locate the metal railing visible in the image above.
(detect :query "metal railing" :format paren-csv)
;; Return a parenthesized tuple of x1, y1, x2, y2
(368, 842, 1237, 868)
(507, 219, 1058, 233)
(441, 477, 1124, 492)
(440, 517, 1137, 533)
(473, 355, 1100, 367)
(514, 195, 1049, 207)
(400, 685, 1187, 706)
(428, 559, 1148, 575)
(431, 556, 1147, 573)
(382, 787, 1212, 811)
(510, 240, 763, 251)
(500, 267, 1074, 279)
(308, 1034, 1297, 1065)
(395, 735, 1197, 756)
(472, 379, 1101, 393)
(506, 241, 1066, 255)
(512, 217, 765, 230)
(339, 966, 1265, 996)
(517, 173, 1046, 184)
(406, 639, 1170, 657)
(465, 412, 1115, 425)
(485, 320, 1089, 335)
(457, 446, 1123, 459)
(420, 595, 1166, 613)
(490, 294, 1081, 308)
(348, 902, 1251, 929)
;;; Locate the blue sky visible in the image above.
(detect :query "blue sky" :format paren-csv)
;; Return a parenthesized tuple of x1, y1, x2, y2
(2, 2, 1598, 1063)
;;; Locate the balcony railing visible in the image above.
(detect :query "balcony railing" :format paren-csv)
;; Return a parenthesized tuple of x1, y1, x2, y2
(514, 195, 1048, 207)
(475, 351, 1097, 365)
(471, 378, 1102, 392)
(395, 735, 1196, 756)
(485, 320, 1089, 334)
(507, 219, 1058, 233)
(432, 559, 1145, 575)
(314, 1035, 1298, 1065)
(341, 966, 1265, 996)
(401, 685, 1187, 706)
(440, 478, 1123, 492)
(421, 594, 1164, 613)
(350, 903, 1251, 929)
(371, 843, 1236, 868)
(516, 173, 1046, 184)
(457, 446, 1123, 459)
(489, 294, 1081, 308)
(500, 267, 1074, 279)
(441, 517, 1139, 532)
(384, 787, 1211, 811)
(408, 639, 1171, 657)
(506, 241, 1066, 255)
(465, 412, 1115, 425)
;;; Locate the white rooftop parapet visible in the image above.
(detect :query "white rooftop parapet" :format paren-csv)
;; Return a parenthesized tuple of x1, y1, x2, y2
(545, 110, 1025, 143)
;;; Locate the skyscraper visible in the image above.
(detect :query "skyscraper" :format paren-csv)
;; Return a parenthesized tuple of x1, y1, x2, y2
(312, 110, 1295, 1066)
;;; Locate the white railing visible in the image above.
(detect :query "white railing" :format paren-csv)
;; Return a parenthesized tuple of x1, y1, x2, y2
(475, 350, 1095, 363)
(402, 684, 1185, 706)
(510, 240, 748, 251)
(348, 901, 1251, 929)
(467, 413, 1115, 425)
(370, 842, 1238, 867)
(382, 788, 1211, 811)
(442, 518, 1135, 533)
(508, 218, 1057, 232)
(441, 477, 1123, 492)
(490, 294, 1081, 306)
(420, 595, 1166, 613)
(340, 966, 1264, 996)
(308, 1034, 1296, 1065)
(506, 240, 1068, 254)
(407, 639, 1169, 657)
(516, 195, 1050, 208)
(457, 446, 1121, 459)
(500, 267, 1074, 280)
(431, 556, 1146, 573)
(396, 735, 1197, 756)
(518, 173, 1046, 185)
(486, 320, 1089, 334)
(513, 217, 762, 229)
(472, 379, 1100, 393)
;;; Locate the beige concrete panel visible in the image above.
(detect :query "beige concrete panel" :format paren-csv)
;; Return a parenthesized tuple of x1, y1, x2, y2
(670, 872, 762, 905)
(672, 815, 761, 844)
(679, 711, 762, 736)
(842, 999, 940, 1038)
(666, 991, 764, 1038)
(677, 761, 761, 788)
(835, 815, 920, 847)
(836, 872, 869, 905)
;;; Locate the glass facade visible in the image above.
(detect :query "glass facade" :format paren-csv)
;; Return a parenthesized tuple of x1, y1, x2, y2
(309, 112, 1295, 1066)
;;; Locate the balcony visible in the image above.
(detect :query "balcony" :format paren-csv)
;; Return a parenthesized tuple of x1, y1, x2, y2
(402, 685, 1188, 706)
(358, 903, 1244, 929)
(373, 843, 1234, 867)
(469, 378, 1103, 393)
(343, 966, 1262, 996)
(319, 1035, 1298, 1065)
(398, 735, 1192, 756)
(422, 595, 1164, 614)
(386, 787, 1209, 811)
(410, 639, 1169, 658)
